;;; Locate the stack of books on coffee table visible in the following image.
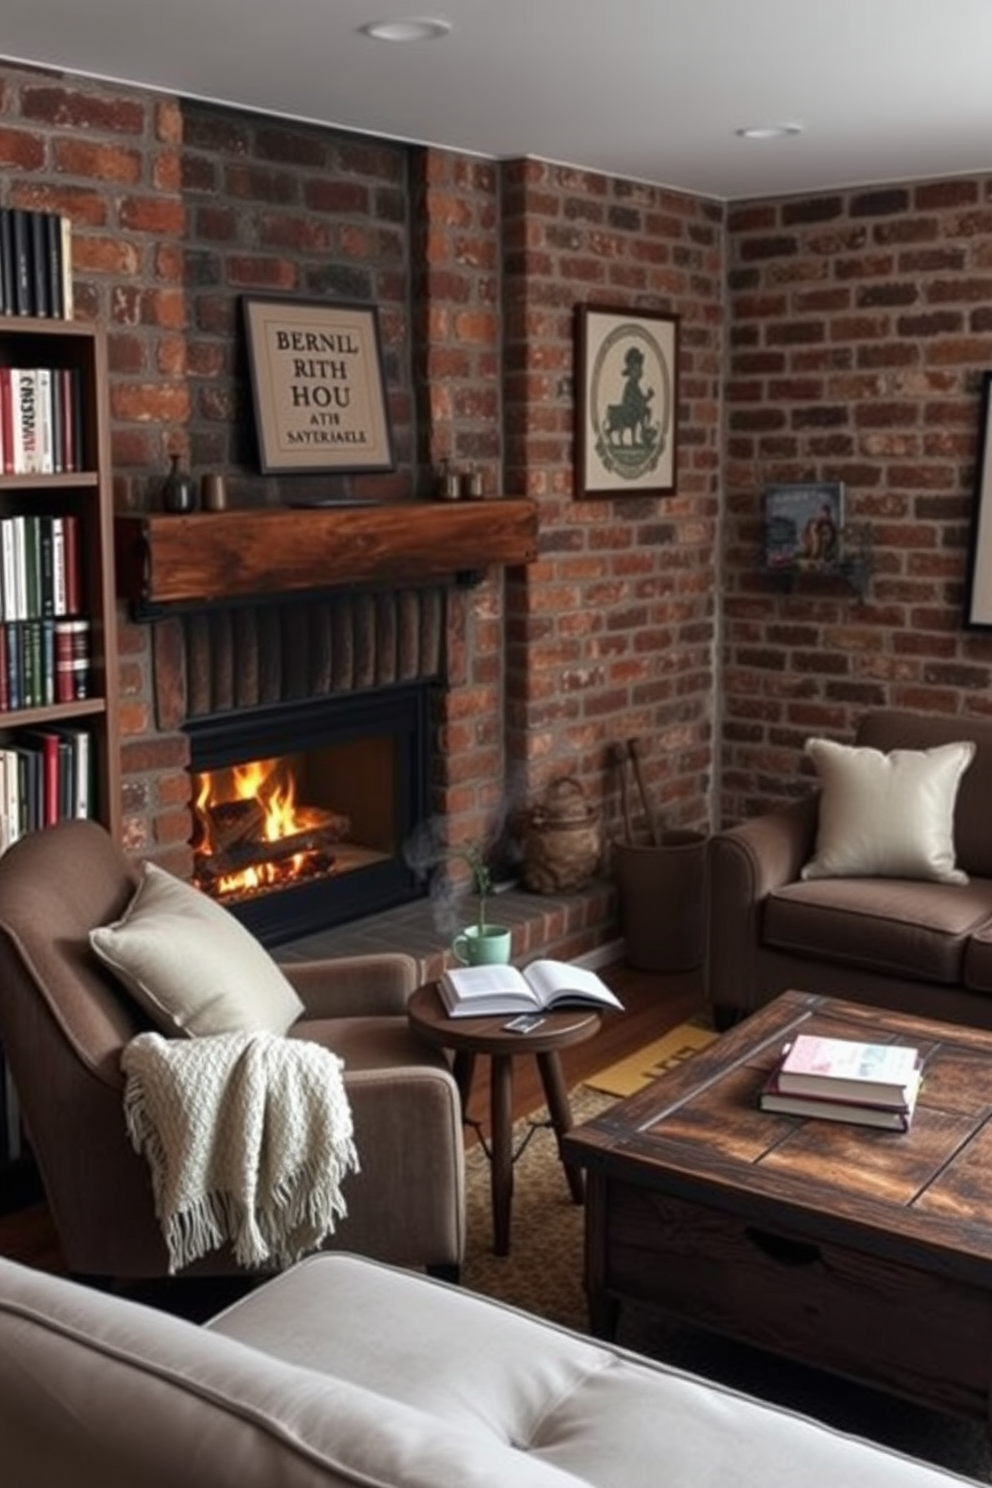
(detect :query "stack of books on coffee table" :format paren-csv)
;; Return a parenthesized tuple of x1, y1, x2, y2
(759, 1032, 922, 1130)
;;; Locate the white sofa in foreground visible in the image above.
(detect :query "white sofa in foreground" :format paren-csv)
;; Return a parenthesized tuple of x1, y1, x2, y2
(0, 1251, 980, 1487)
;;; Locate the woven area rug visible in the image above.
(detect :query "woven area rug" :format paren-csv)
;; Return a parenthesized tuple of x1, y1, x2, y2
(461, 1085, 613, 1331)
(460, 1083, 992, 1483)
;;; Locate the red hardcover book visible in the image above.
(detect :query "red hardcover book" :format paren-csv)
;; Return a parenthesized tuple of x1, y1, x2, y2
(54, 617, 89, 702)
(62, 513, 81, 616)
(38, 731, 58, 828)
(21, 730, 59, 828)
(0, 368, 13, 476)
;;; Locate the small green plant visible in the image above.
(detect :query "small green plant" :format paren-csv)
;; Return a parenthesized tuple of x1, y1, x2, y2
(445, 842, 494, 930)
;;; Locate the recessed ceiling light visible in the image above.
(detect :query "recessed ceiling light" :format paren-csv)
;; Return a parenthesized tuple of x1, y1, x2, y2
(360, 18, 452, 43)
(735, 124, 804, 141)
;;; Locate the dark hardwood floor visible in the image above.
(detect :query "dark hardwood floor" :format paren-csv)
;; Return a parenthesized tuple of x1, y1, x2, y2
(0, 960, 705, 1287)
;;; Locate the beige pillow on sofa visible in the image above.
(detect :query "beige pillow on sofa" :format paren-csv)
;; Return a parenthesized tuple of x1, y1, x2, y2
(801, 736, 975, 884)
(90, 862, 304, 1037)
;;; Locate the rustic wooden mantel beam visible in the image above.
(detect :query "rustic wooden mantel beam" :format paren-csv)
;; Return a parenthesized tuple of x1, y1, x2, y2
(115, 497, 539, 608)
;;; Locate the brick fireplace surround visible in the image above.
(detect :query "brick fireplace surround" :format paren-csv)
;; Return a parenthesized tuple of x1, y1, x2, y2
(141, 574, 620, 977)
(30, 71, 718, 971)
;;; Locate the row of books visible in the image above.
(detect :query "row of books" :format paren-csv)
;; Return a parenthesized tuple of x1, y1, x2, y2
(0, 615, 90, 712)
(0, 209, 73, 321)
(0, 365, 83, 475)
(0, 513, 83, 624)
(0, 727, 92, 853)
(759, 1031, 922, 1131)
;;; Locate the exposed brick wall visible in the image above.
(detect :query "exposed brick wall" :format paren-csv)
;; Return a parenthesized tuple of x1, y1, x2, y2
(500, 162, 722, 837)
(408, 150, 510, 857)
(13, 59, 992, 903)
(0, 59, 721, 941)
(723, 180, 992, 823)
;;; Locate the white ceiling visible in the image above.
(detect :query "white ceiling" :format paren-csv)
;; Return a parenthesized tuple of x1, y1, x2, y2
(4, 1, 992, 201)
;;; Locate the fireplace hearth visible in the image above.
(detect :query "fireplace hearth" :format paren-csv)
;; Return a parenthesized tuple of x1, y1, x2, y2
(185, 682, 432, 946)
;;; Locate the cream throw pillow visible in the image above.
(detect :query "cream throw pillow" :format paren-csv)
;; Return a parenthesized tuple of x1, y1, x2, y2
(801, 737, 975, 884)
(90, 862, 304, 1037)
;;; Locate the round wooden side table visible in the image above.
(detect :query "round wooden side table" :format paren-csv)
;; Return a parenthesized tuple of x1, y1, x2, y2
(407, 982, 603, 1256)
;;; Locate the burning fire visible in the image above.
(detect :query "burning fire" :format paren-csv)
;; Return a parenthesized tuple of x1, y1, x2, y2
(192, 757, 346, 902)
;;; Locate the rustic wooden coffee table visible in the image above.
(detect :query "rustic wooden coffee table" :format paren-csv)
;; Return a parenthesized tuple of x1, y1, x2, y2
(564, 990, 992, 1432)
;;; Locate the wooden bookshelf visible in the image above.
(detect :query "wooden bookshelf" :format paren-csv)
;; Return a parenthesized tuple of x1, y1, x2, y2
(0, 315, 120, 840)
(0, 316, 121, 1183)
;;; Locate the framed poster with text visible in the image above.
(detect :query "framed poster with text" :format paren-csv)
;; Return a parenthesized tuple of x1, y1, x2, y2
(242, 295, 395, 475)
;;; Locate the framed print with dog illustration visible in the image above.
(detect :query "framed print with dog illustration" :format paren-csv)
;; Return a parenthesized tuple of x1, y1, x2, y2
(574, 304, 678, 498)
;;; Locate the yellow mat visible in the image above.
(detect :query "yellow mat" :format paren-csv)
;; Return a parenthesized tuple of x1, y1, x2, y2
(584, 1016, 720, 1097)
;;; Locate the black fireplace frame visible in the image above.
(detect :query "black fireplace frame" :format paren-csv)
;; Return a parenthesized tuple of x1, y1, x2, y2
(185, 681, 432, 946)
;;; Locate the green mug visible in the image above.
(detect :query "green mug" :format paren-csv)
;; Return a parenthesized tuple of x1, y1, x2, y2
(451, 924, 512, 966)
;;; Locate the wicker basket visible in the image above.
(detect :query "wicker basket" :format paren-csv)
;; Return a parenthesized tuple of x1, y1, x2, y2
(520, 778, 602, 894)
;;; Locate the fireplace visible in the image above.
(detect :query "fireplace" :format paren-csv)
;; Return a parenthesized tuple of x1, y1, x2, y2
(185, 682, 432, 946)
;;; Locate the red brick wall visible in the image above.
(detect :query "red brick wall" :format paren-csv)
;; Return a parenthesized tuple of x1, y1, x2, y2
(723, 181, 992, 823)
(499, 162, 722, 836)
(0, 61, 721, 917)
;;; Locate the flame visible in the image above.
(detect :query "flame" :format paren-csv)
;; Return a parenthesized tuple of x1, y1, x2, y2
(193, 756, 333, 902)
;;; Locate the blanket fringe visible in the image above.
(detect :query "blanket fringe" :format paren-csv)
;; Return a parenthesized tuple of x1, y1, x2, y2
(122, 1033, 359, 1274)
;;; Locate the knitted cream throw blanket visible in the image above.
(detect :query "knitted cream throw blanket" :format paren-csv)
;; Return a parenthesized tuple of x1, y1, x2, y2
(121, 1030, 359, 1274)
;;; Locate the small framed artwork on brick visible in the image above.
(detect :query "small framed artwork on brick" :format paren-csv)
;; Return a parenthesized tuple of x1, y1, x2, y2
(964, 371, 992, 627)
(574, 304, 678, 498)
(763, 482, 844, 574)
(242, 295, 395, 476)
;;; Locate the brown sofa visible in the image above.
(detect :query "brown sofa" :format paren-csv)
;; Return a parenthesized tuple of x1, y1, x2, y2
(705, 709, 992, 1030)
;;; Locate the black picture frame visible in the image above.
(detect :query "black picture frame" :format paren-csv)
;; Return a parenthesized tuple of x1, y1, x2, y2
(574, 304, 678, 498)
(242, 295, 395, 476)
(964, 371, 992, 627)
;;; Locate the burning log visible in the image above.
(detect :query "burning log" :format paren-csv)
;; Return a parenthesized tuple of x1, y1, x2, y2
(202, 798, 267, 856)
(196, 824, 342, 882)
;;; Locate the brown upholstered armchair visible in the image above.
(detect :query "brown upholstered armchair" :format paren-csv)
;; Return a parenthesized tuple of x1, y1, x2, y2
(0, 819, 464, 1284)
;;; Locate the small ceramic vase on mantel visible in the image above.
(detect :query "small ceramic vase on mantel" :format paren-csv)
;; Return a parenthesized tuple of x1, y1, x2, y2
(161, 453, 197, 513)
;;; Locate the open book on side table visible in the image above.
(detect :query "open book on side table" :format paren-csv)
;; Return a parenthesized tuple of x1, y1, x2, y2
(437, 958, 624, 1018)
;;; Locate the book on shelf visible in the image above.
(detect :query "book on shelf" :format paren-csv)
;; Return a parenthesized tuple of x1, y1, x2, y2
(29, 213, 49, 319)
(21, 729, 61, 828)
(0, 754, 17, 854)
(0, 367, 12, 475)
(774, 1032, 921, 1105)
(0, 726, 93, 849)
(0, 366, 77, 475)
(62, 513, 82, 615)
(759, 1063, 921, 1131)
(52, 723, 91, 819)
(0, 208, 72, 321)
(0, 212, 12, 318)
(437, 958, 624, 1019)
(10, 209, 31, 317)
(54, 616, 90, 701)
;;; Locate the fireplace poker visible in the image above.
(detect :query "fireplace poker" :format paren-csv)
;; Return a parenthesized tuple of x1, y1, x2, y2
(627, 737, 660, 846)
